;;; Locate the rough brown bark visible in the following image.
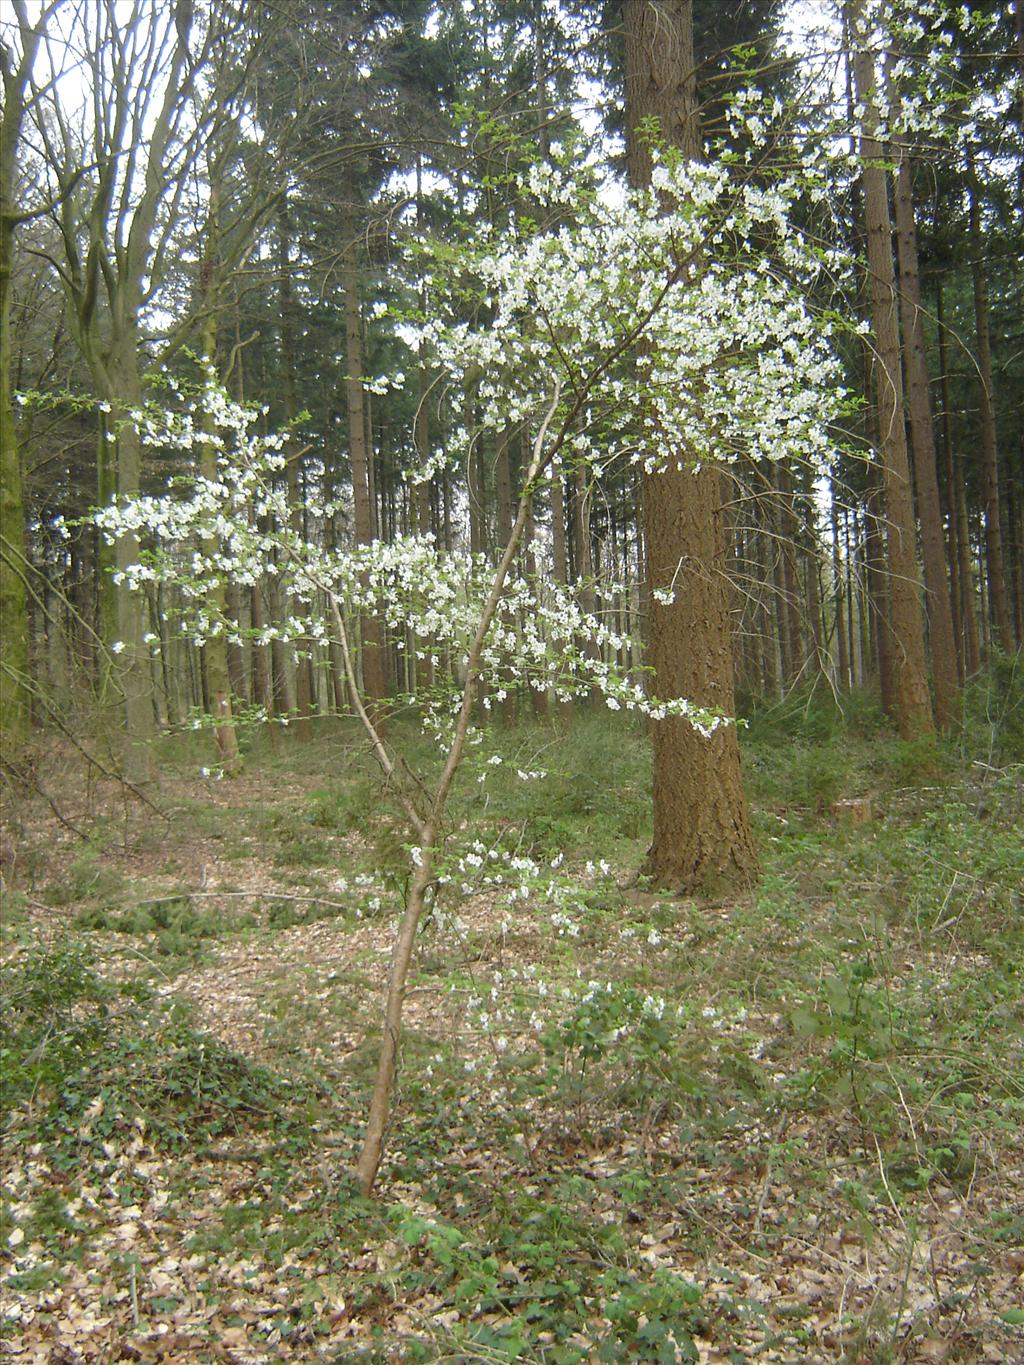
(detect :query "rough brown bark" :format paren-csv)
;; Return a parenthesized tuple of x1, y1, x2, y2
(892, 144, 958, 726)
(1007, 472, 1024, 648)
(968, 170, 1013, 654)
(624, 0, 757, 894)
(851, 17, 934, 738)
(0, 2, 40, 749)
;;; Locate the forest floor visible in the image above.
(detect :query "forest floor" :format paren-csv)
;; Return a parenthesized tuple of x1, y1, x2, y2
(2, 686, 1023, 1365)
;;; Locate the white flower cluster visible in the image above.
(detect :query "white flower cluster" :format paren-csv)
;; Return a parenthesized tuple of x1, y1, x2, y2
(410, 155, 848, 487)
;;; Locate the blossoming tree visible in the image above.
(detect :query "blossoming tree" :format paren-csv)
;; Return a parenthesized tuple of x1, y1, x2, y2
(93, 157, 847, 1192)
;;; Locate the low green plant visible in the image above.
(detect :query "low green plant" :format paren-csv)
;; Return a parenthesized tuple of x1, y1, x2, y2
(42, 849, 127, 909)
(541, 982, 701, 1118)
(1, 940, 308, 1155)
(0, 942, 114, 1111)
(959, 652, 1024, 764)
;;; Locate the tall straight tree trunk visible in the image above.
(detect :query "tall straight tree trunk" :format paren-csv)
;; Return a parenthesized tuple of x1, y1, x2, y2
(968, 168, 1012, 653)
(413, 354, 435, 698)
(197, 190, 241, 774)
(844, 508, 860, 685)
(0, 12, 38, 748)
(100, 340, 156, 783)
(1006, 472, 1024, 648)
(342, 199, 387, 718)
(756, 505, 779, 696)
(624, 0, 757, 895)
(523, 478, 549, 720)
(772, 501, 792, 686)
(278, 196, 313, 738)
(892, 143, 958, 726)
(865, 477, 895, 715)
(494, 430, 517, 723)
(549, 459, 574, 723)
(935, 285, 965, 682)
(851, 13, 934, 738)
(572, 465, 600, 703)
(777, 465, 804, 684)
(466, 388, 485, 557)
(831, 487, 850, 689)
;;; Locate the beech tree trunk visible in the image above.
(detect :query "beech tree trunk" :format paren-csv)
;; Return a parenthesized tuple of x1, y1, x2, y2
(0, 5, 41, 749)
(624, 0, 758, 895)
(851, 15, 934, 739)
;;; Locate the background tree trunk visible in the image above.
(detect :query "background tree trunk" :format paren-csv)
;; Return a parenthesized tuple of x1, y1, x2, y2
(893, 143, 958, 726)
(851, 13, 934, 739)
(342, 199, 387, 721)
(968, 170, 1012, 653)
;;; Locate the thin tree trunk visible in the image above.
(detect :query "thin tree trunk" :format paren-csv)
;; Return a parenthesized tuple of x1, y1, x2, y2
(968, 166, 1012, 653)
(353, 387, 563, 1195)
(844, 507, 859, 686)
(342, 197, 387, 720)
(523, 430, 549, 720)
(777, 464, 803, 685)
(549, 459, 573, 723)
(197, 193, 242, 775)
(278, 196, 313, 738)
(935, 284, 965, 683)
(832, 487, 850, 689)
(1006, 469, 1024, 648)
(494, 430, 517, 723)
(865, 478, 894, 713)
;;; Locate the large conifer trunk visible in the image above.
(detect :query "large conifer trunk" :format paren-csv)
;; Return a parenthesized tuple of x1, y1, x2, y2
(850, 13, 934, 739)
(623, 0, 757, 894)
(892, 145, 958, 727)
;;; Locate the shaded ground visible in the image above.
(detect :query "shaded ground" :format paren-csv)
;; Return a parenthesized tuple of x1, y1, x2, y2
(2, 712, 1022, 1363)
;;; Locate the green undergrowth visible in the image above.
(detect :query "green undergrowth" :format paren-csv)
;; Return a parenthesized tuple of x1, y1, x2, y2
(0, 942, 319, 1159)
(2, 680, 1022, 1361)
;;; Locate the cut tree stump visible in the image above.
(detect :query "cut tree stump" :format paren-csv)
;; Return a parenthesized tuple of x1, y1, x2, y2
(831, 797, 873, 826)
